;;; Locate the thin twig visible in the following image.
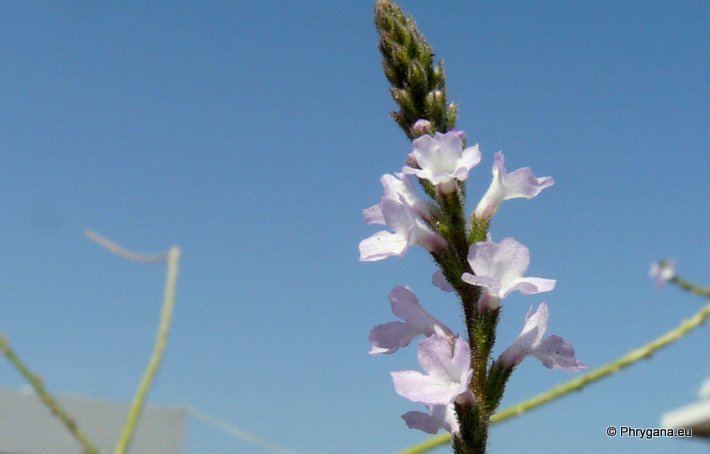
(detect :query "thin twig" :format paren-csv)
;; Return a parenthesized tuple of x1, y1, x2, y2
(0, 336, 101, 454)
(671, 276, 710, 298)
(84, 230, 168, 263)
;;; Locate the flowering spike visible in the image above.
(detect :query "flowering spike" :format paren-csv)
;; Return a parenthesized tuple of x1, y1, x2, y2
(374, 0, 457, 138)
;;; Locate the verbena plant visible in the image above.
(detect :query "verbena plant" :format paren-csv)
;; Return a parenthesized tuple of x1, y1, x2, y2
(359, 1, 710, 453)
(1, 3, 707, 454)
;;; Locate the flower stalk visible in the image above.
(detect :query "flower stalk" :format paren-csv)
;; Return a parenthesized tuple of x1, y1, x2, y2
(368, 2, 581, 453)
(114, 245, 181, 454)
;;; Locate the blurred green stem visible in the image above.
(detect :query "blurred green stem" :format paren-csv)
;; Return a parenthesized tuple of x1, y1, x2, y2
(0, 336, 101, 454)
(671, 275, 710, 298)
(114, 246, 181, 454)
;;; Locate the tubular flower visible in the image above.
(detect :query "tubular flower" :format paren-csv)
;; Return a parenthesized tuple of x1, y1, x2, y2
(359, 196, 446, 261)
(369, 285, 453, 355)
(649, 260, 675, 288)
(500, 303, 586, 371)
(363, 172, 432, 225)
(391, 335, 473, 406)
(402, 402, 460, 435)
(402, 131, 481, 193)
(461, 237, 556, 308)
(474, 151, 554, 219)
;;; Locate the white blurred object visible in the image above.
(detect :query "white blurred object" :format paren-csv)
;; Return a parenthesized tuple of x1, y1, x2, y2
(698, 378, 710, 400)
(661, 377, 710, 438)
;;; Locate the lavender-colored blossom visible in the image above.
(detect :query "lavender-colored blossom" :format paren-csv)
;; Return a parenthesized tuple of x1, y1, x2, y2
(359, 196, 446, 262)
(402, 403, 459, 435)
(363, 173, 431, 225)
(391, 335, 473, 406)
(461, 237, 556, 308)
(500, 303, 586, 371)
(369, 285, 453, 355)
(474, 152, 554, 219)
(649, 260, 676, 288)
(402, 131, 481, 192)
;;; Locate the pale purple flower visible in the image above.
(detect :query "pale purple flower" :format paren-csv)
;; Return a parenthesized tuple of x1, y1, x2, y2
(474, 152, 554, 219)
(432, 271, 455, 293)
(359, 196, 446, 261)
(369, 285, 453, 355)
(402, 131, 481, 193)
(500, 303, 586, 371)
(650, 260, 675, 288)
(402, 403, 459, 435)
(363, 173, 431, 225)
(391, 335, 473, 406)
(461, 237, 556, 308)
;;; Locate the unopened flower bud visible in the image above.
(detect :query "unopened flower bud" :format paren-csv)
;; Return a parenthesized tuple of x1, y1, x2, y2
(412, 119, 432, 137)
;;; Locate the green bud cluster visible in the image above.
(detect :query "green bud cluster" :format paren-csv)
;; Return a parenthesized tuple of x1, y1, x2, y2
(374, 0, 458, 139)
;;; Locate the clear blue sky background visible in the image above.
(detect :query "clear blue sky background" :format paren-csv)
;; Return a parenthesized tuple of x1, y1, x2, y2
(1, 1, 708, 453)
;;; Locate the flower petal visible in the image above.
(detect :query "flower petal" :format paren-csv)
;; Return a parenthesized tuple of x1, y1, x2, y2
(402, 404, 459, 435)
(391, 370, 459, 405)
(474, 151, 554, 219)
(500, 303, 548, 367)
(369, 321, 421, 355)
(533, 335, 587, 372)
(464, 237, 554, 301)
(461, 272, 498, 291)
(390, 286, 450, 335)
(369, 286, 453, 355)
(453, 144, 481, 181)
(501, 277, 557, 298)
(402, 410, 441, 434)
(500, 303, 586, 372)
(432, 271, 455, 292)
(392, 336, 472, 406)
(362, 204, 385, 225)
(358, 230, 408, 261)
(403, 131, 481, 188)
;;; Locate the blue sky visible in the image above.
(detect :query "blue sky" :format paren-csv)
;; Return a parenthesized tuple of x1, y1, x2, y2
(1, 1, 708, 453)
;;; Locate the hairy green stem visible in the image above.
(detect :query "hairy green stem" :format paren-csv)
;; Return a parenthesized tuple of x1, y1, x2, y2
(0, 336, 101, 454)
(114, 246, 181, 454)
